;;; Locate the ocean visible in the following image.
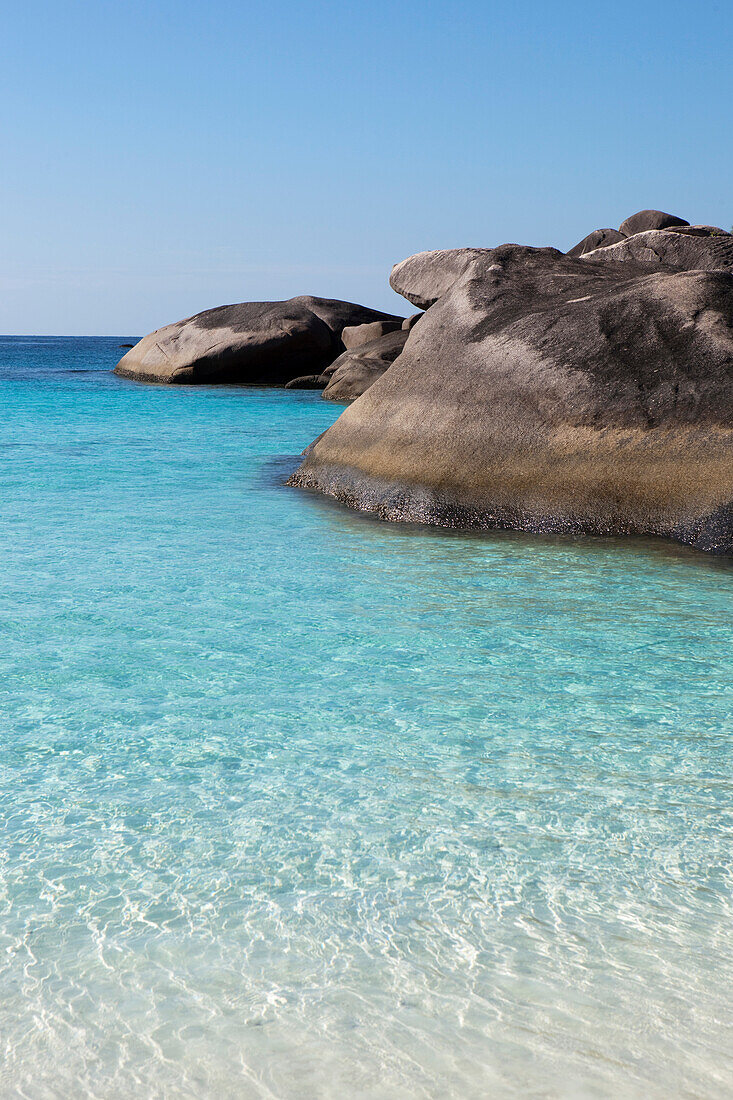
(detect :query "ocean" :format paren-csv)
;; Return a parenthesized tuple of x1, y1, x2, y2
(1, 335, 732, 1098)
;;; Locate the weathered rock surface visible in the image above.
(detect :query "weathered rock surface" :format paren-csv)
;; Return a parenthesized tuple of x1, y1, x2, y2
(582, 228, 733, 271)
(402, 312, 424, 331)
(290, 243, 733, 554)
(321, 330, 409, 402)
(566, 228, 626, 258)
(389, 249, 488, 309)
(341, 319, 403, 350)
(618, 209, 689, 235)
(114, 297, 403, 385)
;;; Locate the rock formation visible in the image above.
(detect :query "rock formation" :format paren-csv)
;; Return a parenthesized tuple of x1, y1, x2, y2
(582, 227, 733, 271)
(284, 374, 326, 390)
(113, 204, 733, 554)
(290, 223, 733, 555)
(114, 297, 403, 385)
(389, 249, 488, 309)
(618, 209, 689, 236)
(566, 228, 626, 257)
(321, 329, 409, 402)
(341, 320, 403, 350)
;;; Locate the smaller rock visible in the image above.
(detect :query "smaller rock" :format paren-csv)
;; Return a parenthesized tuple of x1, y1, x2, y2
(666, 224, 730, 237)
(566, 228, 626, 258)
(618, 209, 689, 236)
(118, 343, 135, 348)
(284, 375, 327, 390)
(341, 319, 403, 350)
(322, 329, 408, 402)
(581, 228, 733, 270)
(402, 312, 424, 331)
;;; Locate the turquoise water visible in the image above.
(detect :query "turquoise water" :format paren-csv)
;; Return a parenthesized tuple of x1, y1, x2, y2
(1, 336, 732, 1099)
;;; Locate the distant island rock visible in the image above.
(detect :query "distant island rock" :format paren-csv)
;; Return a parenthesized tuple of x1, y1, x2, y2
(289, 211, 733, 554)
(114, 297, 404, 385)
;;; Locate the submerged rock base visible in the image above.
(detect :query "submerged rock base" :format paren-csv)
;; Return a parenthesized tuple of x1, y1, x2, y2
(289, 432, 733, 555)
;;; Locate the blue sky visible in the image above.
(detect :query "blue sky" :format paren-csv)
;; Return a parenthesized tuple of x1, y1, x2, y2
(1, 0, 731, 334)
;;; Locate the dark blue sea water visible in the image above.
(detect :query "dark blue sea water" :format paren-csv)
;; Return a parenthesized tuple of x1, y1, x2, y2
(1, 336, 732, 1098)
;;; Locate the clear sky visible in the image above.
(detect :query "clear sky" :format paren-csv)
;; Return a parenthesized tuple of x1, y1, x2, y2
(2, 0, 731, 335)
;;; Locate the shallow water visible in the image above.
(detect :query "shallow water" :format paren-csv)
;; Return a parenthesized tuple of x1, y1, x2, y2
(0, 336, 732, 1099)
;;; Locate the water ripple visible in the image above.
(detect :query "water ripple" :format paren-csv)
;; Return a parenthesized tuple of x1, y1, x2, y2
(0, 338, 731, 1098)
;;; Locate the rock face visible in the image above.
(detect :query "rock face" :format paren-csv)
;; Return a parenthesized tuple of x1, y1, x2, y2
(321, 329, 409, 402)
(566, 228, 626, 258)
(582, 228, 733, 271)
(341, 319, 403, 350)
(618, 209, 689, 236)
(389, 249, 488, 309)
(290, 242, 733, 554)
(114, 297, 403, 385)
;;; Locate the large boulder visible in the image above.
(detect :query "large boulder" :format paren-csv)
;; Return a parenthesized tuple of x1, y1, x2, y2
(322, 329, 409, 402)
(114, 297, 403, 384)
(389, 249, 488, 309)
(618, 209, 689, 235)
(289, 244, 733, 554)
(566, 228, 626, 258)
(582, 228, 733, 271)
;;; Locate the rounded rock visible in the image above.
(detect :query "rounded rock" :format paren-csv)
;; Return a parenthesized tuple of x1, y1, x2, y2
(618, 209, 689, 236)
